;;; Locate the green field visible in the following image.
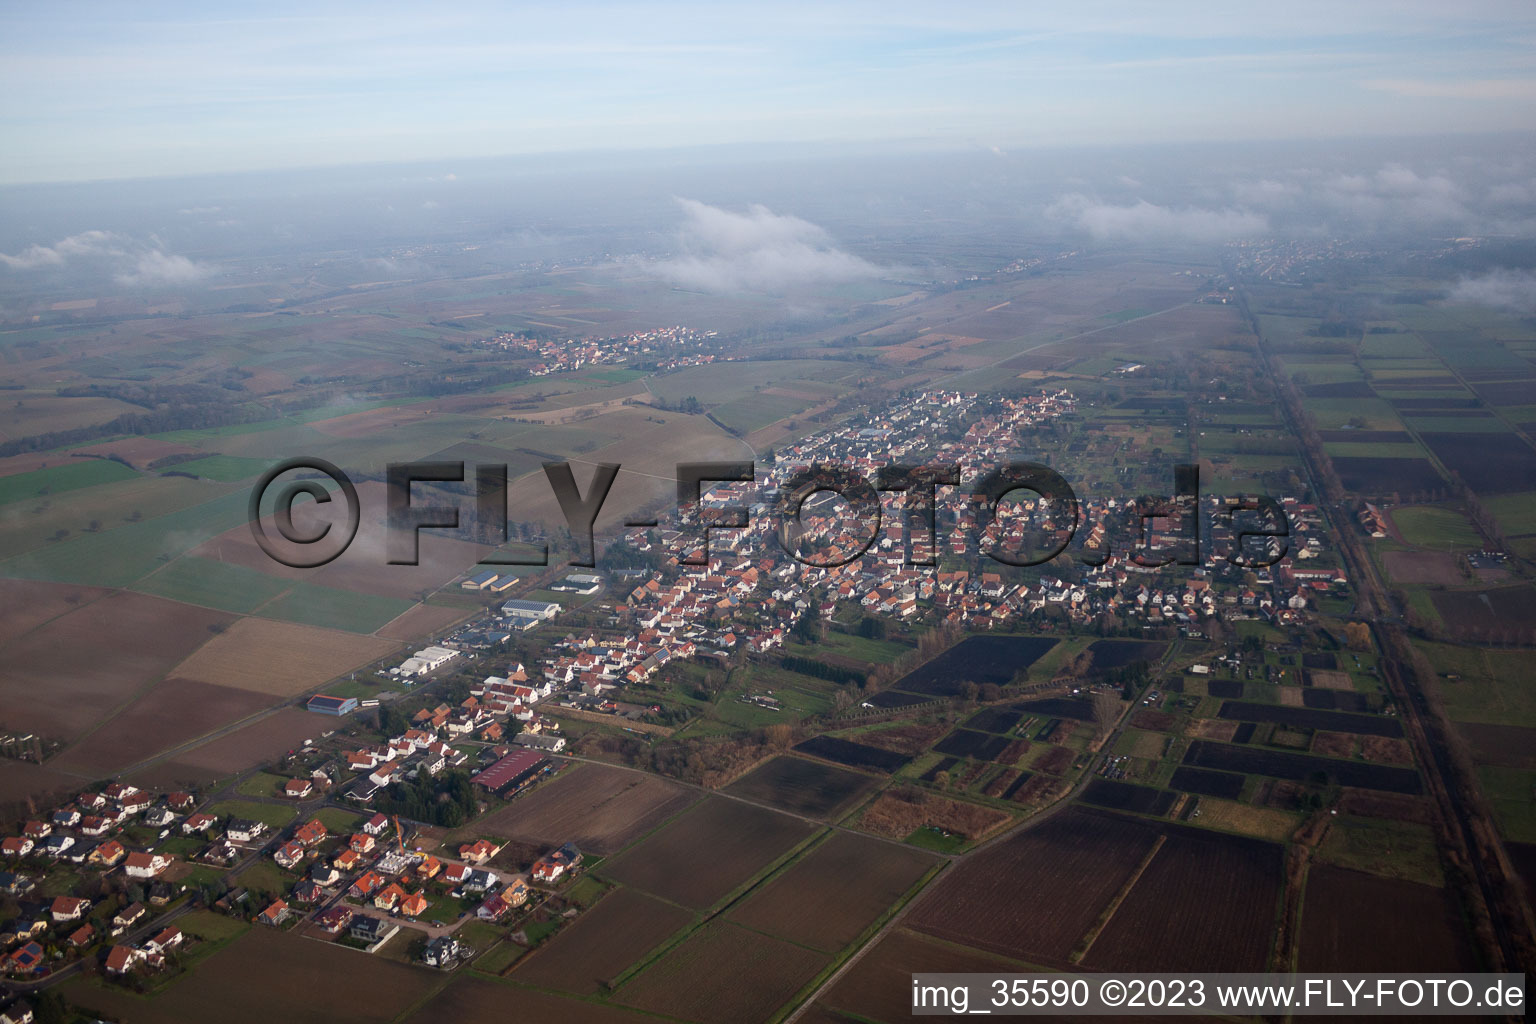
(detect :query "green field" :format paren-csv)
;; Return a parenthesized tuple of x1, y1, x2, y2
(1426, 644, 1536, 727)
(1482, 492, 1536, 536)
(0, 457, 140, 508)
(1301, 397, 1402, 431)
(1315, 816, 1444, 887)
(710, 392, 814, 434)
(1391, 506, 1481, 550)
(0, 489, 251, 587)
(257, 582, 417, 634)
(1476, 765, 1536, 843)
(133, 555, 294, 613)
(170, 454, 275, 482)
(207, 799, 299, 829)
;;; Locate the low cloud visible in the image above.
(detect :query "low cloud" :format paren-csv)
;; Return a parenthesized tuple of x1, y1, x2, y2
(1047, 194, 1267, 243)
(653, 198, 881, 292)
(1448, 269, 1536, 314)
(0, 230, 210, 287)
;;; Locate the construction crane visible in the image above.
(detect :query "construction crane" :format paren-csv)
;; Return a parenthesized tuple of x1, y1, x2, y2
(394, 815, 405, 854)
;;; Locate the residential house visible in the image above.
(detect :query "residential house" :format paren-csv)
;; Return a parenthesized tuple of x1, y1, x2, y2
(123, 851, 171, 879)
(257, 899, 289, 926)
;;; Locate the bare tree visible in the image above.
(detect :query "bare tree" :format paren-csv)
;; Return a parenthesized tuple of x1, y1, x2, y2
(1093, 690, 1121, 736)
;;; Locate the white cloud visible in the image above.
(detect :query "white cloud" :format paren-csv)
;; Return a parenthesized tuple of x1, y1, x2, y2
(1364, 78, 1536, 101)
(653, 198, 882, 293)
(1448, 269, 1536, 314)
(0, 230, 210, 287)
(1047, 194, 1266, 243)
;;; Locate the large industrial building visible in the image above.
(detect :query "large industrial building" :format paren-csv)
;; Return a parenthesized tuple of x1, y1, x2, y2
(500, 599, 560, 627)
(306, 694, 359, 716)
(472, 749, 549, 795)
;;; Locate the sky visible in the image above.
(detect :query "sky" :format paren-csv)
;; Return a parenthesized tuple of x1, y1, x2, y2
(2, 2, 1535, 184)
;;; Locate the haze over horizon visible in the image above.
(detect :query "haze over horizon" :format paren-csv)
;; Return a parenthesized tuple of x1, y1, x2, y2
(3, 1, 1535, 184)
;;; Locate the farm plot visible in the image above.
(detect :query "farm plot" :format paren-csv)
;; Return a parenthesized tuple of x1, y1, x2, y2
(159, 707, 333, 775)
(467, 762, 696, 855)
(599, 796, 817, 910)
(1431, 585, 1536, 636)
(1087, 639, 1167, 669)
(964, 707, 1025, 734)
(1332, 457, 1444, 497)
(133, 555, 293, 614)
(168, 616, 397, 696)
(795, 734, 911, 773)
(66, 925, 435, 1024)
(1081, 779, 1178, 816)
(376, 601, 469, 641)
(1382, 550, 1463, 585)
(893, 635, 1058, 696)
(0, 577, 109, 647)
(1216, 700, 1404, 738)
(851, 720, 951, 755)
(403, 976, 660, 1024)
(616, 921, 829, 1024)
(1420, 432, 1536, 494)
(1298, 865, 1478, 972)
(933, 729, 1011, 761)
(256, 582, 416, 635)
(1083, 828, 1284, 973)
(512, 886, 695, 994)
(1169, 766, 1245, 799)
(1016, 696, 1096, 721)
(858, 788, 1011, 842)
(1183, 740, 1421, 794)
(50, 678, 272, 776)
(907, 806, 1162, 964)
(1456, 723, 1536, 770)
(724, 755, 880, 820)
(0, 590, 234, 741)
(729, 830, 940, 952)
(816, 928, 1029, 1024)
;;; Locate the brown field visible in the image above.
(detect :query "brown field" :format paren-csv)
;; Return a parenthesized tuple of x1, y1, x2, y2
(1383, 550, 1463, 585)
(168, 616, 397, 696)
(854, 720, 951, 756)
(817, 928, 1026, 1023)
(729, 831, 940, 953)
(1337, 789, 1435, 824)
(66, 926, 436, 1024)
(600, 796, 818, 910)
(69, 437, 200, 469)
(0, 590, 233, 740)
(376, 601, 469, 641)
(1011, 774, 1070, 807)
(983, 768, 1021, 798)
(995, 738, 1030, 765)
(163, 707, 330, 775)
(51, 677, 273, 776)
(512, 886, 695, 994)
(1188, 718, 1240, 741)
(308, 404, 437, 438)
(194, 481, 494, 600)
(908, 806, 1162, 964)
(857, 788, 1010, 842)
(1299, 865, 1478, 972)
(724, 755, 881, 820)
(1360, 735, 1414, 764)
(1032, 745, 1075, 776)
(468, 763, 697, 855)
(403, 976, 660, 1024)
(1083, 828, 1284, 972)
(1312, 731, 1355, 759)
(0, 760, 84, 816)
(0, 577, 110, 647)
(1278, 685, 1305, 706)
(616, 921, 828, 1024)
(1190, 797, 1301, 841)
(1130, 709, 1177, 731)
(1308, 669, 1354, 690)
(0, 394, 143, 441)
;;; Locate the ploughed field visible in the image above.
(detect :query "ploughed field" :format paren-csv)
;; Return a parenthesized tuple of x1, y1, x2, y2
(512, 886, 696, 994)
(890, 634, 1058, 696)
(465, 762, 697, 855)
(724, 754, 881, 819)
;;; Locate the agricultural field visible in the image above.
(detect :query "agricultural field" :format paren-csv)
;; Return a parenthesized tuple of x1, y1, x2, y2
(907, 806, 1161, 964)
(0, 589, 234, 741)
(728, 830, 940, 952)
(1082, 829, 1284, 972)
(814, 928, 1030, 1024)
(512, 886, 696, 994)
(65, 924, 436, 1024)
(402, 977, 658, 1024)
(1298, 865, 1479, 972)
(891, 634, 1058, 696)
(723, 755, 881, 820)
(598, 796, 818, 910)
(168, 615, 398, 696)
(615, 921, 830, 1024)
(465, 762, 697, 855)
